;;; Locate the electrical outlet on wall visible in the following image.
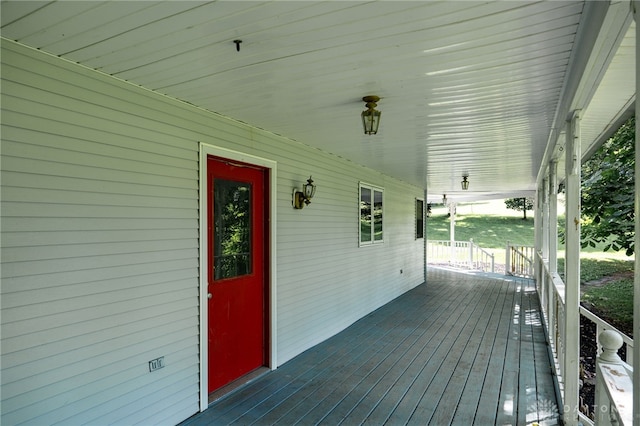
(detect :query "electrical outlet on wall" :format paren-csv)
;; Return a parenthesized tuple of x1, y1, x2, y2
(149, 357, 165, 372)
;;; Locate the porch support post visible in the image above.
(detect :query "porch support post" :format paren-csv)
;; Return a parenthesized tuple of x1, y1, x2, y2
(563, 110, 581, 426)
(534, 181, 544, 289)
(548, 161, 558, 274)
(449, 201, 456, 264)
(633, 2, 639, 424)
(424, 189, 428, 284)
(542, 176, 550, 261)
(547, 162, 558, 340)
(534, 185, 542, 256)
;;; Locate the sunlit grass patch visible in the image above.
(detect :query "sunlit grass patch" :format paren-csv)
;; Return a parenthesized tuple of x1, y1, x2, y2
(557, 257, 634, 283)
(582, 278, 634, 333)
(427, 214, 534, 248)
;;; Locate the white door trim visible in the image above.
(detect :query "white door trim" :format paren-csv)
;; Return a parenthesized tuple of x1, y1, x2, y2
(198, 143, 277, 411)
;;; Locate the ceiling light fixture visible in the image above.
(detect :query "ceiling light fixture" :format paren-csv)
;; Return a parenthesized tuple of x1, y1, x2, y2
(361, 96, 381, 135)
(461, 173, 470, 190)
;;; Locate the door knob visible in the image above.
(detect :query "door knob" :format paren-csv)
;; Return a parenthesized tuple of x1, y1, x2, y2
(207, 293, 212, 299)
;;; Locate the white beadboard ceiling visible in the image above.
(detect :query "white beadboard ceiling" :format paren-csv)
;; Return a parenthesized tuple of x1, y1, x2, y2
(1, 1, 635, 203)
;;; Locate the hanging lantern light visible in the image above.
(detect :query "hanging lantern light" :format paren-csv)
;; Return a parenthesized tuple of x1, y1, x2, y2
(361, 96, 381, 135)
(461, 172, 470, 190)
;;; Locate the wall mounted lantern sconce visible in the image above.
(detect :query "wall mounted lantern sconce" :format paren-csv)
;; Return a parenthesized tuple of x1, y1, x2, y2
(293, 176, 317, 209)
(361, 95, 381, 135)
(442, 194, 447, 205)
(461, 173, 470, 191)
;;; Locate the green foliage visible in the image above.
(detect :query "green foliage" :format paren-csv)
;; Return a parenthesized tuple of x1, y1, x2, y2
(504, 197, 534, 219)
(580, 117, 635, 255)
(215, 183, 251, 279)
(504, 197, 534, 211)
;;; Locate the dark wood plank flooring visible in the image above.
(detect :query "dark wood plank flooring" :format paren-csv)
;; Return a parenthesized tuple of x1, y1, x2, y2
(182, 268, 560, 425)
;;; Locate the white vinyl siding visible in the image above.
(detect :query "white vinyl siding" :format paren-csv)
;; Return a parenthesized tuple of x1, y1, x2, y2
(1, 38, 424, 425)
(1, 39, 200, 426)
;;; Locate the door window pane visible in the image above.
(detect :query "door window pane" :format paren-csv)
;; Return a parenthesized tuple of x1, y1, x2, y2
(214, 179, 251, 280)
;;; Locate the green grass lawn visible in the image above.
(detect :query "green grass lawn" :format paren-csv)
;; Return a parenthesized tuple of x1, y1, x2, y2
(559, 256, 634, 337)
(427, 213, 536, 265)
(557, 257, 634, 283)
(427, 209, 635, 336)
(427, 214, 534, 248)
(582, 279, 634, 334)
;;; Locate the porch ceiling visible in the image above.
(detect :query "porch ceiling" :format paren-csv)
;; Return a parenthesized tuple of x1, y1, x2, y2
(1, 1, 635, 203)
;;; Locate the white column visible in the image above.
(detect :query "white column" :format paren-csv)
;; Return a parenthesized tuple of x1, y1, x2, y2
(548, 162, 559, 341)
(563, 111, 581, 426)
(548, 161, 558, 274)
(542, 177, 550, 263)
(424, 190, 428, 283)
(534, 181, 546, 291)
(534, 180, 544, 310)
(633, 3, 639, 424)
(449, 201, 456, 264)
(534, 186, 543, 257)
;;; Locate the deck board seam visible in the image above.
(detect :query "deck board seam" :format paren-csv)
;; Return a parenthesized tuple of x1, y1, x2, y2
(259, 283, 464, 425)
(406, 278, 505, 425)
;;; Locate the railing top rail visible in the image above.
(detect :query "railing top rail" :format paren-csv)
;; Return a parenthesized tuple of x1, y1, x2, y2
(426, 240, 471, 247)
(427, 240, 464, 245)
(550, 272, 565, 305)
(510, 246, 534, 261)
(599, 360, 633, 425)
(508, 243, 535, 249)
(473, 243, 494, 258)
(579, 306, 634, 346)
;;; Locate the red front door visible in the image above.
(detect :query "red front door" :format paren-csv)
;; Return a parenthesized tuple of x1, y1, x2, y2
(207, 156, 268, 393)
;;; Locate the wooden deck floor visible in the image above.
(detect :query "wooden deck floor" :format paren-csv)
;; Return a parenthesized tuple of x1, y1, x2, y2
(183, 268, 560, 425)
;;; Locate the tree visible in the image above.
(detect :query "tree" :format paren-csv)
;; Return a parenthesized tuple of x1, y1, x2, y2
(580, 117, 635, 255)
(505, 197, 534, 219)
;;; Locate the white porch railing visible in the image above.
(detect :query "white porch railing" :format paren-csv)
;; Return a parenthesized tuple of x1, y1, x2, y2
(506, 242, 535, 278)
(581, 309, 634, 425)
(536, 251, 634, 426)
(594, 331, 633, 426)
(580, 307, 634, 364)
(426, 239, 495, 273)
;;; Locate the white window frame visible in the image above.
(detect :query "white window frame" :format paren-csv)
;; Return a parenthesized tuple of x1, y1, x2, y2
(416, 197, 425, 240)
(359, 182, 384, 246)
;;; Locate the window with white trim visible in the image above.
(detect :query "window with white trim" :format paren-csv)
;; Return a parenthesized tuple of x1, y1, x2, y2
(359, 183, 384, 245)
(416, 198, 424, 239)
